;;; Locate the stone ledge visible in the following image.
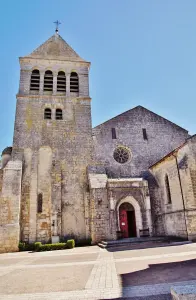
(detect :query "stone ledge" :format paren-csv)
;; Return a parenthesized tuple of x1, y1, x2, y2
(171, 285, 196, 299)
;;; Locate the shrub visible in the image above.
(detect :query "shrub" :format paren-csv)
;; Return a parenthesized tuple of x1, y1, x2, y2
(19, 240, 75, 252)
(67, 239, 75, 249)
(18, 242, 26, 251)
(38, 243, 67, 252)
(19, 242, 36, 252)
(34, 242, 42, 251)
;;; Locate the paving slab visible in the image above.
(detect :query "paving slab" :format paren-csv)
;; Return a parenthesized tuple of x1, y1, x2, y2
(32, 253, 98, 265)
(0, 244, 196, 299)
(0, 265, 93, 294)
(0, 258, 27, 266)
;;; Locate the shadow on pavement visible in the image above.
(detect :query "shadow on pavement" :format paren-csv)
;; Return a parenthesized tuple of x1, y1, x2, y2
(120, 258, 196, 286)
(99, 258, 196, 299)
(102, 296, 171, 300)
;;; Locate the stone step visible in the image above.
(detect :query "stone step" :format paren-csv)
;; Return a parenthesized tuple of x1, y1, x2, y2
(99, 237, 167, 248)
(98, 237, 191, 249)
(171, 285, 196, 299)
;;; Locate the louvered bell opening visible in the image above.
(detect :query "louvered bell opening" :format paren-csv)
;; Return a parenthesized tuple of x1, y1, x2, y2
(44, 108, 52, 120)
(70, 72, 79, 92)
(44, 71, 53, 91)
(56, 109, 63, 120)
(30, 70, 40, 91)
(57, 72, 66, 93)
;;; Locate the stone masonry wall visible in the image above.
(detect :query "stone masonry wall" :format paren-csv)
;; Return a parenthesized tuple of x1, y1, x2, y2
(0, 161, 22, 253)
(88, 168, 151, 243)
(12, 54, 92, 243)
(178, 138, 196, 240)
(90, 188, 111, 243)
(150, 155, 187, 238)
(93, 106, 189, 179)
(150, 137, 196, 240)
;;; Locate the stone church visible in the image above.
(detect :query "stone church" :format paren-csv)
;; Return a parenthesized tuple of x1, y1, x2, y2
(1, 31, 196, 253)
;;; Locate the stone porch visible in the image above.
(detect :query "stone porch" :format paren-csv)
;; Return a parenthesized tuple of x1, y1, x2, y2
(88, 167, 153, 244)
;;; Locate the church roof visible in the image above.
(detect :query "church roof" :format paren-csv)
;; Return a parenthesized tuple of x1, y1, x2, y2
(93, 105, 189, 133)
(23, 33, 88, 63)
(2, 147, 12, 156)
(149, 133, 196, 169)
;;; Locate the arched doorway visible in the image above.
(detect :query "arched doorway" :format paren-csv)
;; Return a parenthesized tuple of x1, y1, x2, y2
(119, 203, 137, 238)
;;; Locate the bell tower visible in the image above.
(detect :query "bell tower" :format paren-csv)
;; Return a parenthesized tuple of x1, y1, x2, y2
(13, 30, 92, 243)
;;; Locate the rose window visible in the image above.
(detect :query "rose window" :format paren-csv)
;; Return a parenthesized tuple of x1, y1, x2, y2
(113, 146, 130, 164)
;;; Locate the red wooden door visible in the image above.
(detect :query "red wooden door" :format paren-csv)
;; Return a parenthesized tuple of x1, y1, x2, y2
(119, 208, 129, 238)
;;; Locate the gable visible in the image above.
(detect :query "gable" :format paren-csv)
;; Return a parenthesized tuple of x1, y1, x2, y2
(92, 105, 189, 178)
(24, 34, 87, 62)
(93, 105, 189, 134)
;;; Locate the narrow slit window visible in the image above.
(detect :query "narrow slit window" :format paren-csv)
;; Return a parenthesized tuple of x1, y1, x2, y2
(57, 71, 66, 93)
(30, 69, 40, 91)
(56, 109, 63, 120)
(44, 108, 52, 119)
(112, 128, 117, 139)
(37, 193, 43, 213)
(142, 128, 148, 140)
(44, 70, 53, 92)
(165, 175, 172, 204)
(70, 72, 79, 92)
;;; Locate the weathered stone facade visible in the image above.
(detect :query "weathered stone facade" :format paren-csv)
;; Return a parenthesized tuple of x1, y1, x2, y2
(13, 34, 92, 244)
(92, 106, 189, 178)
(1, 31, 196, 252)
(150, 135, 196, 240)
(0, 161, 22, 253)
(88, 166, 152, 243)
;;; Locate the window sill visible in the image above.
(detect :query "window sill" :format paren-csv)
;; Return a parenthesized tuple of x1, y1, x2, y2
(30, 91, 39, 95)
(57, 92, 66, 95)
(43, 91, 53, 95)
(70, 92, 79, 97)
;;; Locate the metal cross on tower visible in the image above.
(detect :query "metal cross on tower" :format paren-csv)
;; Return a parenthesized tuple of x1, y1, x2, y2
(54, 20, 61, 34)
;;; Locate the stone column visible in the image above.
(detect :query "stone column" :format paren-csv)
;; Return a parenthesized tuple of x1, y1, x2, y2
(66, 73, 70, 97)
(19, 70, 31, 95)
(109, 191, 117, 240)
(145, 195, 153, 236)
(40, 72, 44, 95)
(29, 152, 38, 243)
(53, 72, 57, 95)
(51, 159, 62, 241)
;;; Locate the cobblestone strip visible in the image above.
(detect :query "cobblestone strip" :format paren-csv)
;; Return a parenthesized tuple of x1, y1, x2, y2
(1, 280, 196, 299)
(85, 249, 119, 290)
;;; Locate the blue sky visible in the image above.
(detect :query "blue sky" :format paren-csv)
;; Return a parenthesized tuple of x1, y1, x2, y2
(1, 0, 196, 151)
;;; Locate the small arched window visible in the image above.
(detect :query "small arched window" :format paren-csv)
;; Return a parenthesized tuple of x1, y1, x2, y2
(57, 71, 66, 93)
(44, 70, 53, 92)
(37, 193, 43, 213)
(70, 72, 79, 93)
(30, 69, 40, 91)
(56, 108, 63, 120)
(44, 108, 52, 120)
(165, 174, 172, 204)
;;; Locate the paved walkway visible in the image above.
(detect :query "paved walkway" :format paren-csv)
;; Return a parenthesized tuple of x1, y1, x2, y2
(0, 243, 196, 299)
